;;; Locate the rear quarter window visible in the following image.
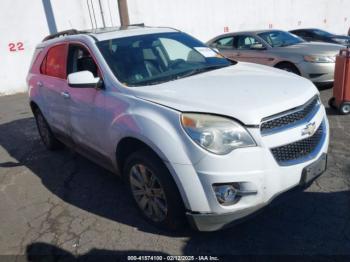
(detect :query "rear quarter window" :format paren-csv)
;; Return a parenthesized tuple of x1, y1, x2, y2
(29, 48, 43, 72)
(40, 44, 68, 79)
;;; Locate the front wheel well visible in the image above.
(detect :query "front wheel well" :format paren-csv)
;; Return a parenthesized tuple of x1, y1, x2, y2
(274, 61, 301, 75)
(116, 137, 162, 176)
(29, 101, 39, 114)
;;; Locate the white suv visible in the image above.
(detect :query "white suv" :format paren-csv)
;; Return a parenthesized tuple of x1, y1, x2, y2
(27, 26, 329, 231)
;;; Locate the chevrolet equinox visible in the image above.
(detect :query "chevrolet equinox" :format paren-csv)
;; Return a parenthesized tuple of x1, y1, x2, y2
(27, 26, 329, 231)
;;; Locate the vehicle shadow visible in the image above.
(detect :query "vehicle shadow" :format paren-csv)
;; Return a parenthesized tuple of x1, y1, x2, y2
(26, 242, 169, 262)
(0, 116, 182, 236)
(316, 83, 333, 91)
(185, 190, 350, 255)
(1, 117, 350, 256)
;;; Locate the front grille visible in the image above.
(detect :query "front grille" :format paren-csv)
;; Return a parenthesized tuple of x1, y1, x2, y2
(261, 96, 320, 135)
(271, 123, 324, 165)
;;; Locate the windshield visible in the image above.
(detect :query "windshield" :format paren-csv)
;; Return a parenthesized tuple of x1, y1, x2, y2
(258, 30, 304, 47)
(97, 32, 234, 86)
(312, 29, 334, 37)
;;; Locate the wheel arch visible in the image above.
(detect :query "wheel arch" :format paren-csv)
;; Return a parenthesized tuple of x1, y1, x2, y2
(115, 136, 168, 176)
(115, 136, 193, 209)
(29, 100, 40, 113)
(273, 61, 301, 75)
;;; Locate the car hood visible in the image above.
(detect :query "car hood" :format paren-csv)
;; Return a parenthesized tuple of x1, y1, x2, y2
(131, 62, 318, 125)
(273, 42, 343, 56)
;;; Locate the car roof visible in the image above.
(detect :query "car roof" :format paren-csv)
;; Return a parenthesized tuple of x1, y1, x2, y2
(39, 25, 179, 47)
(290, 28, 318, 32)
(88, 25, 179, 41)
(209, 29, 287, 42)
(213, 29, 286, 38)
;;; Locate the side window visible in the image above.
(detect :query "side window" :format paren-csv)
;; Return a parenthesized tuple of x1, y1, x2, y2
(159, 38, 192, 61)
(214, 36, 234, 49)
(67, 44, 99, 77)
(295, 31, 306, 37)
(40, 44, 68, 79)
(159, 38, 205, 63)
(236, 35, 263, 50)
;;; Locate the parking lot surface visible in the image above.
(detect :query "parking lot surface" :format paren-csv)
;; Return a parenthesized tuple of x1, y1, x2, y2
(0, 88, 349, 259)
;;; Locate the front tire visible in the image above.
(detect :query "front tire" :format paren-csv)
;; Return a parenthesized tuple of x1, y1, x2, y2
(275, 62, 300, 75)
(124, 149, 186, 231)
(34, 109, 62, 150)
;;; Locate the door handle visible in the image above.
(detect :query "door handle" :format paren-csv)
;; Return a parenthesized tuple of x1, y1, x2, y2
(37, 81, 43, 88)
(61, 91, 70, 99)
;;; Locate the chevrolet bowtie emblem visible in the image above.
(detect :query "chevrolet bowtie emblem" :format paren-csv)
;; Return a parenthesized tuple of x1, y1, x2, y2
(302, 122, 316, 136)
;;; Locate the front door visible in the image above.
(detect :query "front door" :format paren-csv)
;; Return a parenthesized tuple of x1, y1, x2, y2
(64, 43, 107, 156)
(234, 35, 271, 65)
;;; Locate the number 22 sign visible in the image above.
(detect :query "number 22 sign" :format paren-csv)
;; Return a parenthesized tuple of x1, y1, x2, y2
(9, 42, 24, 52)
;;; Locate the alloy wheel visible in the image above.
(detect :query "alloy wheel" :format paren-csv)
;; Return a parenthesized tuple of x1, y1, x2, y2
(129, 164, 168, 222)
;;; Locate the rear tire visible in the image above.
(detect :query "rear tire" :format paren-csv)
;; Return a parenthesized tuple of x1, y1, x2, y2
(275, 62, 300, 75)
(339, 102, 350, 115)
(123, 149, 186, 231)
(34, 109, 63, 150)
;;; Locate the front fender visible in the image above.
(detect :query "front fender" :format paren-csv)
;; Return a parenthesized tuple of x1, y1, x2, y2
(109, 103, 205, 166)
(106, 99, 211, 211)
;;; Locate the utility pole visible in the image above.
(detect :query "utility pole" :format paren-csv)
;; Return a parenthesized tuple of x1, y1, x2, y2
(98, 0, 106, 28)
(118, 0, 130, 26)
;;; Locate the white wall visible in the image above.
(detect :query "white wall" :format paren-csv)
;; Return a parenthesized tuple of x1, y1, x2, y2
(0, 0, 119, 95)
(128, 0, 350, 41)
(1, 0, 350, 95)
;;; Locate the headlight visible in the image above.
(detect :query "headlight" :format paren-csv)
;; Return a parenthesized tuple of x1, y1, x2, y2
(304, 55, 335, 63)
(181, 113, 256, 155)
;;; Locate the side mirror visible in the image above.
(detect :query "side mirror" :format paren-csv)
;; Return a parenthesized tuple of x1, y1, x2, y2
(67, 71, 102, 88)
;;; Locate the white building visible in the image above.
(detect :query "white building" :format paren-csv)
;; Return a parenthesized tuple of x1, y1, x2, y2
(1, 0, 349, 95)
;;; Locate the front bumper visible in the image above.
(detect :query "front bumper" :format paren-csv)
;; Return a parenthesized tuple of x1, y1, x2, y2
(167, 107, 329, 231)
(186, 153, 327, 231)
(296, 61, 335, 84)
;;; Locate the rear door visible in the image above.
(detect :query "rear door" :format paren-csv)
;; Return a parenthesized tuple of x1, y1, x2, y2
(39, 43, 70, 135)
(211, 36, 239, 59)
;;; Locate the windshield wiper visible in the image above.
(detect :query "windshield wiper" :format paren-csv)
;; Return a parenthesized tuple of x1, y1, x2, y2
(175, 65, 230, 80)
(130, 64, 231, 86)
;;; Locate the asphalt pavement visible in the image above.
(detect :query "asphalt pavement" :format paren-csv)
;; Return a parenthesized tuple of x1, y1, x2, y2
(0, 88, 349, 260)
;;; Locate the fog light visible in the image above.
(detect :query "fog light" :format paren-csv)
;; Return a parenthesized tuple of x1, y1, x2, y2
(213, 183, 241, 205)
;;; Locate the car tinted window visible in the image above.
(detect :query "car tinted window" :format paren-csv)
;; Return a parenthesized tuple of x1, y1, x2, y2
(258, 31, 303, 47)
(313, 29, 334, 37)
(97, 32, 233, 86)
(41, 44, 68, 79)
(236, 35, 263, 49)
(67, 44, 99, 77)
(214, 36, 234, 48)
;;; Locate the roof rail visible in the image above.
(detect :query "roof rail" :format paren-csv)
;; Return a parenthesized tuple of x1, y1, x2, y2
(42, 29, 83, 42)
(120, 23, 145, 29)
(129, 23, 145, 27)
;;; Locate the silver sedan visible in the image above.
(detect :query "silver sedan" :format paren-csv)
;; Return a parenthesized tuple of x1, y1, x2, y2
(207, 30, 344, 85)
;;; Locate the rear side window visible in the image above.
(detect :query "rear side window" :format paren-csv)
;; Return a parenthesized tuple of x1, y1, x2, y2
(214, 36, 234, 49)
(40, 44, 68, 79)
